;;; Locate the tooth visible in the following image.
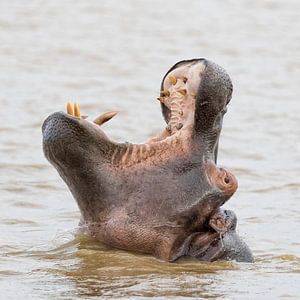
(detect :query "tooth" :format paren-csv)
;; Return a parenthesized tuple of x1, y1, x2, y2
(74, 102, 81, 118)
(168, 75, 177, 85)
(177, 89, 187, 96)
(67, 102, 74, 116)
(160, 90, 170, 97)
(182, 76, 188, 83)
(94, 111, 118, 126)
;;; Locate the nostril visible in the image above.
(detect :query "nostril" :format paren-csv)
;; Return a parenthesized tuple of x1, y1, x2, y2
(224, 176, 230, 184)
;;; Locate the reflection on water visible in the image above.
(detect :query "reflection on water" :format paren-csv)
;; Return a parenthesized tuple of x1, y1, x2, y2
(59, 238, 231, 298)
(2, 235, 300, 299)
(0, 0, 299, 299)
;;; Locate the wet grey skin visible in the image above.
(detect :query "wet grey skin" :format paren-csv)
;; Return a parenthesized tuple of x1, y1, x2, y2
(42, 58, 253, 263)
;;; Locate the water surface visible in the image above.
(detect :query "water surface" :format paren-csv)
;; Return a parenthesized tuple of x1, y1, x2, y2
(0, 0, 299, 299)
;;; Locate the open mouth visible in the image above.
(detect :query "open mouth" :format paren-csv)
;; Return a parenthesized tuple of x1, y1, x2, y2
(153, 60, 208, 143)
(158, 62, 205, 136)
(59, 60, 207, 148)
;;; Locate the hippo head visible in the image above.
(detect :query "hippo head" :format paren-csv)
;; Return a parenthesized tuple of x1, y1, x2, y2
(43, 59, 252, 262)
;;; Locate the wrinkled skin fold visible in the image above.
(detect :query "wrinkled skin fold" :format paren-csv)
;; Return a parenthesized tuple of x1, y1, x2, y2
(42, 58, 253, 263)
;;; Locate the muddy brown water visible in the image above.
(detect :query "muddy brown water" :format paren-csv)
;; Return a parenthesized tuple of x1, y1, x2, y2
(0, 1, 299, 299)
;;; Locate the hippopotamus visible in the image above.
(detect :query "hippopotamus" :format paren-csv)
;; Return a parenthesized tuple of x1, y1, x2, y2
(42, 58, 253, 262)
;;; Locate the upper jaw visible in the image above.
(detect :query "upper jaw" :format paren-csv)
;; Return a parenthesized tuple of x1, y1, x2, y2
(157, 59, 232, 154)
(158, 60, 207, 137)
